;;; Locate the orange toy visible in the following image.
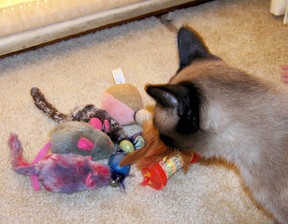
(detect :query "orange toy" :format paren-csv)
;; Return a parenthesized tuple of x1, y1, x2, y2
(140, 153, 200, 190)
(120, 120, 200, 189)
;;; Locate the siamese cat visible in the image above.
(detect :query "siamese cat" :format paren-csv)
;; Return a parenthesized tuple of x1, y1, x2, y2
(146, 27, 288, 223)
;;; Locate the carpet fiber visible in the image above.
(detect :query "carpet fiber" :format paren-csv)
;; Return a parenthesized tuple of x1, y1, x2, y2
(1, 0, 287, 223)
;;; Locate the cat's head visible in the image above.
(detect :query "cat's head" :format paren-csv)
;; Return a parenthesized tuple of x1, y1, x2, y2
(146, 27, 221, 151)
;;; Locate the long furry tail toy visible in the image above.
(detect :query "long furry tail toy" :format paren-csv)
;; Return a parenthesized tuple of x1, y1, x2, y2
(31, 87, 67, 123)
(30, 87, 127, 143)
(8, 133, 111, 194)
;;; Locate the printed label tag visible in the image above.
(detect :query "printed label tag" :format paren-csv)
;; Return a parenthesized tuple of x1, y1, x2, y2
(112, 68, 126, 84)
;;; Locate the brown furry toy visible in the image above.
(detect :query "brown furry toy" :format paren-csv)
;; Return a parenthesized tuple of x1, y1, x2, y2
(120, 120, 200, 189)
(30, 87, 127, 143)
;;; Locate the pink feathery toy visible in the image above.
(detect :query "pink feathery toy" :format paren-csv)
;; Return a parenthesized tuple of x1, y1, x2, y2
(8, 134, 111, 194)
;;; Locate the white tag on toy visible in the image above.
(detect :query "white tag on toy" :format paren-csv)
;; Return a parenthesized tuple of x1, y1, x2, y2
(112, 68, 126, 84)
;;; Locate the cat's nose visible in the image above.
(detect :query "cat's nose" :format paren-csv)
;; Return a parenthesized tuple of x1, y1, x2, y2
(159, 134, 175, 148)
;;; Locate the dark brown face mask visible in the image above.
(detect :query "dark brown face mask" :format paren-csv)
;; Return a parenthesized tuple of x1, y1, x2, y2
(120, 120, 196, 172)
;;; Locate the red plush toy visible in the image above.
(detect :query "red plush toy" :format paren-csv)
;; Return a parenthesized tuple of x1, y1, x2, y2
(8, 134, 111, 194)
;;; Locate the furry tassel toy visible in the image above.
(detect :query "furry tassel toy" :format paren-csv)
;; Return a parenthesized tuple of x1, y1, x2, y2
(120, 120, 197, 171)
(8, 134, 111, 194)
(120, 120, 200, 190)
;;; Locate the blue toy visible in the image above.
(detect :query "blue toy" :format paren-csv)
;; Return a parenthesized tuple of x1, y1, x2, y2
(108, 151, 131, 189)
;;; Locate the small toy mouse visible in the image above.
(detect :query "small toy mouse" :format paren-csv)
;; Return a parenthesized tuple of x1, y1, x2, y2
(49, 121, 115, 161)
(8, 134, 111, 194)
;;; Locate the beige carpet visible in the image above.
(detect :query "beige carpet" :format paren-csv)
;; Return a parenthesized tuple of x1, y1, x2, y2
(1, 0, 287, 223)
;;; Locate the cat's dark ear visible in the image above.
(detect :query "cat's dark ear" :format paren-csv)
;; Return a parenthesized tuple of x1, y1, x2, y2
(146, 83, 201, 134)
(177, 26, 219, 71)
(145, 84, 181, 108)
(145, 83, 196, 115)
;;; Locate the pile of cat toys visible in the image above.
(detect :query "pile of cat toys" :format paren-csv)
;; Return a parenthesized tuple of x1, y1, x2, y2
(120, 120, 200, 190)
(8, 83, 199, 194)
